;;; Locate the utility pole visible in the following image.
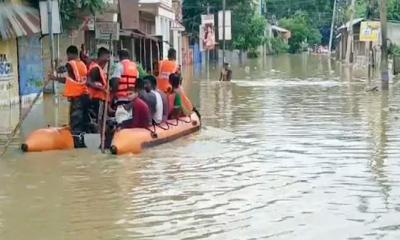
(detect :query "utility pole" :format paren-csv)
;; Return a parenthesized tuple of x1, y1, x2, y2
(207, 4, 210, 80)
(222, 0, 226, 64)
(47, 0, 55, 93)
(328, 0, 337, 53)
(380, 0, 389, 90)
(345, 0, 356, 64)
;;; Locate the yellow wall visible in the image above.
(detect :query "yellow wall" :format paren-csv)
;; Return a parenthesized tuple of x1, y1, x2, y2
(0, 38, 20, 105)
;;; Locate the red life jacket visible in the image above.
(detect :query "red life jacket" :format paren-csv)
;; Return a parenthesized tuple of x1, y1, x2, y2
(116, 60, 138, 100)
(64, 60, 88, 98)
(87, 62, 107, 101)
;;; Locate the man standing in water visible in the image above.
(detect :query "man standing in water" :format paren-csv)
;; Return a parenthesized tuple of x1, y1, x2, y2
(86, 47, 111, 132)
(50, 45, 89, 148)
(219, 62, 232, 81)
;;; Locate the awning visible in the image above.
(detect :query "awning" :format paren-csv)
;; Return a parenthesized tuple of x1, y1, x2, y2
(271, 25, 289, 33)
(338, 18, 364, 31)
(171, 20, 185, 32)
(0, 3, 41, 40)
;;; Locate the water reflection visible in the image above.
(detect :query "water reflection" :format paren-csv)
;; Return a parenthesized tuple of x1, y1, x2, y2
(1, 54, 400, 239)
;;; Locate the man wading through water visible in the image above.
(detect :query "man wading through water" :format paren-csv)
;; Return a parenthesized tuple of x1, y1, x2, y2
(50, 45, 90, 148)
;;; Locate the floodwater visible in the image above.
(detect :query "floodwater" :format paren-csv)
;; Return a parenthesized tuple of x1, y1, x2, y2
(1, 54, 400, 239)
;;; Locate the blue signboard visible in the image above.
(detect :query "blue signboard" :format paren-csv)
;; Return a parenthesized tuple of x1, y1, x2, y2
(18, 35, 44, 96)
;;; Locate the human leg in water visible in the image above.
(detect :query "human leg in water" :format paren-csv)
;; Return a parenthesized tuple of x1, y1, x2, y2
(69, 97, 87, 148)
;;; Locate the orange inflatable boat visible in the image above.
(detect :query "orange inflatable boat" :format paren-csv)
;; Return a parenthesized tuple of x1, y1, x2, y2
(21, 127, 74, 152)
(21, 112, 201, 154)
(111, 112, 201, 155)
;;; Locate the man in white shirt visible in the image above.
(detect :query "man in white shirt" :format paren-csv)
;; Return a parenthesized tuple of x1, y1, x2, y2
(143, 75, 164, 124)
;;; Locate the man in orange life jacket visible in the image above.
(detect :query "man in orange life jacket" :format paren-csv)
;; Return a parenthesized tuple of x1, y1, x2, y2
(157, 48, 180, 93)
(110, 49, 139, 124)
(86, 47, 110, 132)
(50, 45, 89, 148)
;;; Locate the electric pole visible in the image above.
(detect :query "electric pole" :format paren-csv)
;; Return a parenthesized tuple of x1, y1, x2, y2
(380, 0, 389, 90)
(345, 0, 356, 64)
(328, 0, 337, 53)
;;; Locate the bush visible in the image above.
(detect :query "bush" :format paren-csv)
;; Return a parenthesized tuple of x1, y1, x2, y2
(247, 49, 260, 58)
(269, 37, 289, 54)
(279, 11, 321, 53)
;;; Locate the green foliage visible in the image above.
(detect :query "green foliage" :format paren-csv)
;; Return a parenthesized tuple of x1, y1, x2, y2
(389, 44, 400, 56)
(279, 11, 322, 53)
(388, 0, 400, 21)
(233, 15, 267, 52)
(59, 0, 105, 31)
(268, 37, 289, 54)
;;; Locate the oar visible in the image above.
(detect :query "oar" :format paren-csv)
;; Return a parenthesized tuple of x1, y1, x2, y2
(100, 34, 113, 153)
(0, 78, 52, 158)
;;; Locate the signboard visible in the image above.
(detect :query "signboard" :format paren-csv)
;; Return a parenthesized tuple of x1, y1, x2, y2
(218, 10, 232, 40)
(360, 21, 381, 42)
(201, 15, 215, 51)
(119, 0, 139, 30)
(95, 22, 120, 40)
(39, 0, 62, 34)
(18, 35, 44, 96)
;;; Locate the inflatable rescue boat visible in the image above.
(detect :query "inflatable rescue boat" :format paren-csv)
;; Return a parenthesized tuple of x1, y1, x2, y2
(22, 112, 201, 155)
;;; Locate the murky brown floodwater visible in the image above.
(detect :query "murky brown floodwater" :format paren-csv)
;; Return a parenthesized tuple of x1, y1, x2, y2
(1, 54, 400, 239)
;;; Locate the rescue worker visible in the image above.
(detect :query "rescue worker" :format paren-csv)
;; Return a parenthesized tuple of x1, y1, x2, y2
(157, 48, 180, 93)
(86, 47, 110, 132)
(110, 49, 139, 126)
(111, 49, 139, 102)
(50, 45, 89, 148)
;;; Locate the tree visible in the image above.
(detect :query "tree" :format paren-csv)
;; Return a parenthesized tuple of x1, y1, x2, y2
(279, 11, 322, 53)
(232, 16, 266, 53)
(27, 0, 105, 31)
(183, 0, 259, 52)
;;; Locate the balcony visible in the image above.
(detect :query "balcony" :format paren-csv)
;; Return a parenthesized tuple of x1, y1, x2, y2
(139, 0, 172, 9)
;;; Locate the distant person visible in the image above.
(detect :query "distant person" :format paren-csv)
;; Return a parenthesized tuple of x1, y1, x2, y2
(158, 48, 180, 93)
(219, 62, 232, 81)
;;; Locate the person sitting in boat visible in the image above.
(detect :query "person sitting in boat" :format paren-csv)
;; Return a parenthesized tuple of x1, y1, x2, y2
(143, 75, 166, 124)
(136, 77, 157, 119)
(168, 73, 192, 119)
(117, 85, 152, 129)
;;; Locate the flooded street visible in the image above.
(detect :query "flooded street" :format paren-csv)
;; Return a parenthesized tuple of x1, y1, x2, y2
(1, 54, 400, 239)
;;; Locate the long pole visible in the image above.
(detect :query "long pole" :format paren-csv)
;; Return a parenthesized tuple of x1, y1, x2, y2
(345, 0, 356, 64)
(328, 0, 337, 53)
(100, 34, 113, 153)
(222, 0, 226, 64)
(380, 0, 389, 90)
(207, 4, 210, 80)
(47, 0, 55, 93)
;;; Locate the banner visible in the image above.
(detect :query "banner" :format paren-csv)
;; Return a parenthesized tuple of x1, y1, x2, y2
(360, 21, 381, 42)
(201, 14, 215, 51)
(218, 10, 232, 40)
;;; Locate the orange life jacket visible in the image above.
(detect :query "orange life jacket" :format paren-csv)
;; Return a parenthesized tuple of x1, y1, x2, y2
(158, 60, 178, 93)
(179, 87, 193, 115)
(64, 60, 88, 98)
(116, 60, 138, 100)
(87, 62, 107, 101)
(168, 93, 176, 118)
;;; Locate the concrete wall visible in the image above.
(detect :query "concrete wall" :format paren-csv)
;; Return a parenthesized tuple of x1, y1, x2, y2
(388, 22, 400, 45)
